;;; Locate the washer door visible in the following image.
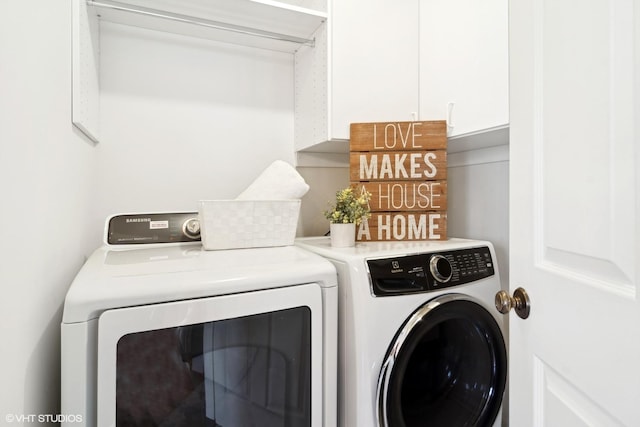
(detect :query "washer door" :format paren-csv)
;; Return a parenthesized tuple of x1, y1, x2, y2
(377, 294, 507, 427)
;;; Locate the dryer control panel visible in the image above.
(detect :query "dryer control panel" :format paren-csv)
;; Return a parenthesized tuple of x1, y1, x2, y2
(107, 212, 201, 245)
(367, 246, 495, 296)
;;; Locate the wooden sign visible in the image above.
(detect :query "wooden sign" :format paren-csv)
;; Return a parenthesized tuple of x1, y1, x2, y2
(356, 212, 448, 241)
(351, 120, 447, 241)
(350, 121, 447, 151)
(363, 181, 448, 211)
(350, 151, 447, 182)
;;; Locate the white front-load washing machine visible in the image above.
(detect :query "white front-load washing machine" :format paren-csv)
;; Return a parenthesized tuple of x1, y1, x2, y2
(61, 213, 338, 427)
(295, 237, 507, 427)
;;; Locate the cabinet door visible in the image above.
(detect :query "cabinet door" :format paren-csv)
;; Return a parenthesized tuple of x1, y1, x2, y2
(419, 0, 508, 137)
(331, 0, 420, 140)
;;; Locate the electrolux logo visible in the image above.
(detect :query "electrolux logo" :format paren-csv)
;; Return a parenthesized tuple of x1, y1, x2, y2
(126, 218, 151, 223)
(391, 260, 403, 273)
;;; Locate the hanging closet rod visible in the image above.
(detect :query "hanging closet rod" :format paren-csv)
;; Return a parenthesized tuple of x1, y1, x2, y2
(87, 0, 316, 47)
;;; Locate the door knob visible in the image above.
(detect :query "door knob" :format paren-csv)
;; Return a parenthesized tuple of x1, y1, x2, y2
(495, 287, 530, 319)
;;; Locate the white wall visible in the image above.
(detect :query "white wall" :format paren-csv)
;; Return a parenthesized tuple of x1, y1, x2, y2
(298, 167, 350, 236)
(0, 1, 98, 423)
(447, 147, 510, 290)
(93, 23, 295, 243)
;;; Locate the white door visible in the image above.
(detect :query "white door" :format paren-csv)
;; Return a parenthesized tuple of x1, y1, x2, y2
(509, 1, 639, 426)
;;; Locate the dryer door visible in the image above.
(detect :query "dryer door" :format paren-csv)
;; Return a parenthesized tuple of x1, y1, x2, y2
(96, 284, 324, 427)
(377, 294, 507, 427)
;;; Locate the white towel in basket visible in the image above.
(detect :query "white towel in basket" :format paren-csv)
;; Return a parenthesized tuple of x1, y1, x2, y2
(236, 160, 310, 200)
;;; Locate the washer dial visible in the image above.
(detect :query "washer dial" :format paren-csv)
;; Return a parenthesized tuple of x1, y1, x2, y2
(429, 254, 453, 283)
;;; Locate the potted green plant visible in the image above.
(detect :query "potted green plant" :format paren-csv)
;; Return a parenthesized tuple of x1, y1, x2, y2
(324, 186, 372, 247)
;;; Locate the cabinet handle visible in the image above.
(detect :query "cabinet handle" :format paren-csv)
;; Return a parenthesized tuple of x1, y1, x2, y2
(447, 102, 455, 130)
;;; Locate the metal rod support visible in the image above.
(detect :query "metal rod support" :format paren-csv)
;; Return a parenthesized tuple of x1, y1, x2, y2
(87, 0, 315, 47)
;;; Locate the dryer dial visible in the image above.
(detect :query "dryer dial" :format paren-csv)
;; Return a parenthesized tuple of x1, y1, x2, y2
(182, 218, 201, 240)
(430, 254, 453, 283)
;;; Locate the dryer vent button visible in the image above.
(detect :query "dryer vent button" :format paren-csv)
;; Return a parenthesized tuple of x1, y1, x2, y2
(430, 255, 453, 283)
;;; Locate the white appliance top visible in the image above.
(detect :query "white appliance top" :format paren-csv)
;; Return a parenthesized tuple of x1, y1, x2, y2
(63, 243, 337, 324)
(295, 237, 492, 261)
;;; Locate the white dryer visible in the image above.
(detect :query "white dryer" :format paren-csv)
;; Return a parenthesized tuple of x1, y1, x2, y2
(295, 237, 507, 427)
(61, 213, 337, 427)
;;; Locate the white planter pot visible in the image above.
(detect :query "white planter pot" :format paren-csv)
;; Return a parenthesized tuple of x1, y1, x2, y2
(330, 223, 356, 247)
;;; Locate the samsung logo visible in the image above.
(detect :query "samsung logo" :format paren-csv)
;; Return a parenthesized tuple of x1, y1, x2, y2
(126, 218, 151, 223)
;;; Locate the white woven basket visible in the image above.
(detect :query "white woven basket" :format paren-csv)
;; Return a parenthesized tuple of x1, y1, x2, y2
(198, 200, 301, 250)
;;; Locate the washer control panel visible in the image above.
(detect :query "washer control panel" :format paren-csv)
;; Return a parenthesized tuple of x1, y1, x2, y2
(107, 212, 201, 245)
(367, 246, 495, 296)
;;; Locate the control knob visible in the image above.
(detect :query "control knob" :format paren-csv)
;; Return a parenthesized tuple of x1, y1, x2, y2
(182, 218, 201, 240)
(429, 254, 452, 283)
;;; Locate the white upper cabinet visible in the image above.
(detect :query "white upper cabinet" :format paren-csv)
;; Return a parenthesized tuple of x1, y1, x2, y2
(419, 0, 509, 146)
(72, 0, 327, 143)
(294, 0, 420, 152)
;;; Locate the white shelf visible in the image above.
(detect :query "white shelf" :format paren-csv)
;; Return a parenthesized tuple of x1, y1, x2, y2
(72, 0, 326, 143)
(88, 0, 326, 52)
(447, 124, 509, 153)
(296, 140, 350, 168)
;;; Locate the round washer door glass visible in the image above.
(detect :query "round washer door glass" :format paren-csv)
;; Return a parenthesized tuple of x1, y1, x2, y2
(377, 295, 507, 427)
